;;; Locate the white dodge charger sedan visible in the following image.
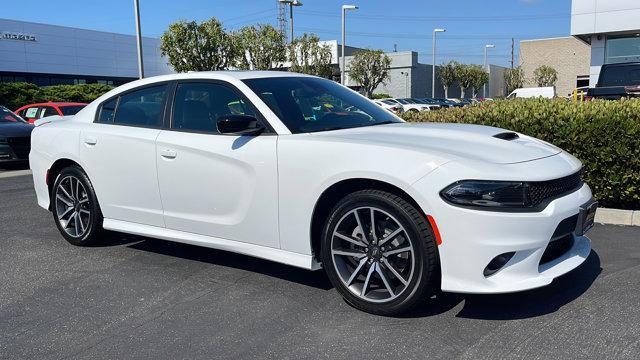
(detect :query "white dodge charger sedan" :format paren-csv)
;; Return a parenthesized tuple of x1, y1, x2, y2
(30, 71, 597, 315)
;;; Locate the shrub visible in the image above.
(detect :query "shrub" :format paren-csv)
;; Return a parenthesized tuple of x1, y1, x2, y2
(41, 84, 113, 103)
(370, 93, 391, 100)
(401, 98, 640, 210)
(0, 82, 44, 110)
(0, 83, 113, 110)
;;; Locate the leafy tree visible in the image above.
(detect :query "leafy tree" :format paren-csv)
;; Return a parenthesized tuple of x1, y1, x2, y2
(454, 63, 474, 98)
(288, 33, 333, 78)
(348, 49, 392, 98)
(533, 65, 558, 87)
(235, 24, 286, 70)
(438, 61, 458, 98)
(160, 18, 236, 72)
(504, 66, 525, 94)
(469, 65, 489, 98)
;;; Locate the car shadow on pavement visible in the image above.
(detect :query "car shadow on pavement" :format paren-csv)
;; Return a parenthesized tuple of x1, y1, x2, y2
(0, 162, 30, 171)
(403, 250, 602, 320)
(126, 237, 334, 290)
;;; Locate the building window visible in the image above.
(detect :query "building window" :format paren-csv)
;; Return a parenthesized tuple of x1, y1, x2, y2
(606, 35, 640, 64)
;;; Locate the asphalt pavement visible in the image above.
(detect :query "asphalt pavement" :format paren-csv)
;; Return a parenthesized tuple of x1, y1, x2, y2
(1, 174, 639, 359)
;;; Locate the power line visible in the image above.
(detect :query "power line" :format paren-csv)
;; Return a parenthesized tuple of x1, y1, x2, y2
(296, 9, 568, 22)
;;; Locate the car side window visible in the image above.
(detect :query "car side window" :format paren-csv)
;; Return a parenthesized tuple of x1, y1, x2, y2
(43, 106, 58, 117)
(172, 82, 256, 133)
(113, 85, 167, 127)
(98, 98, 118, 123)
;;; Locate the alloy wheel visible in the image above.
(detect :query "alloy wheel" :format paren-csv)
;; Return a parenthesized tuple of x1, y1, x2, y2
(55, 175, 91, 238)
(331, 206, 415, 303)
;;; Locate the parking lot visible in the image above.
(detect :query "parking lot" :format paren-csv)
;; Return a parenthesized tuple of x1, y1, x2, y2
(1, 173, 639, 359)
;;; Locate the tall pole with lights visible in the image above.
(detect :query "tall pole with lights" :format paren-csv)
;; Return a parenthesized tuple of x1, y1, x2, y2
(432, 28, 445, 97)
(134, 0, 144, 79)
(279, 0, 303, 43)
(341, 4, 358, 85)
(483, 44, 495, 98)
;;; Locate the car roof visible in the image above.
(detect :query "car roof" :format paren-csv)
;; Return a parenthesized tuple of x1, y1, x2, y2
(17, 102, 87, 108)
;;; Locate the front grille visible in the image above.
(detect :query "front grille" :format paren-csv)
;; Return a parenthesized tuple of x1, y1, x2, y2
(528, 171, 583, 207)
(7, 137, 30, 146)
(7, 137, 31, 159)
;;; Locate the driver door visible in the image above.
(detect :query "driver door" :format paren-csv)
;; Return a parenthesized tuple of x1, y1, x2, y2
(155, 81, 279, 248)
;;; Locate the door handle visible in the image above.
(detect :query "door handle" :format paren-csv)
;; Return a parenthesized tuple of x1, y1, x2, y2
(160, 149, 177, 159)
(84, 137, 97, 146)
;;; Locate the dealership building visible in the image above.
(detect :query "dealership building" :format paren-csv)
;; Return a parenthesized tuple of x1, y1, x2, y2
(0, 18, 171, 86)
(571, 0, 640, 86)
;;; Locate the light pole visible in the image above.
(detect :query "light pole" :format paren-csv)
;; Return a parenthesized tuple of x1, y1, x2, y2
(431, 28, 445, 97)
(280, 0, 303, 44)
(341, 4, 358, 85)
(401, 71, 409, 97)
(133, 0, 144, 79)
(483, 44, 495, 98)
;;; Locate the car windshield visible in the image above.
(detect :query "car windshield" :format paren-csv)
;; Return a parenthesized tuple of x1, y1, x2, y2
(243, 77, 401, 133)
(60, 105, 86, 115)
(0, 106, 25, 123)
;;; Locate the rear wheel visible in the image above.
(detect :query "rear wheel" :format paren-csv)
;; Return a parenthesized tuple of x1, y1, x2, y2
(51, 166, 103, 246)
(321, 190, 439, 315)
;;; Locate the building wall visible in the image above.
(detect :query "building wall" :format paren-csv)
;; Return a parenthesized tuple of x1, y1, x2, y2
(0, 18, 172, 83)
(571, 0, 640, 86)
(519, 37, 591, 96)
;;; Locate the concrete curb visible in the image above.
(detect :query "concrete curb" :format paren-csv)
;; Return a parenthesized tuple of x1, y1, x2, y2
(596, 207, 640, 227)
(0, 170, 32, 179)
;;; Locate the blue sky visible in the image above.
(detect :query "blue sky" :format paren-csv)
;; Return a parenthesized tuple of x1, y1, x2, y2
(2, 0, 572, 67)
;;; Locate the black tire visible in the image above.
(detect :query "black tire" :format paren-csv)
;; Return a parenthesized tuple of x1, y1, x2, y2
(321, 190, 439, 316)
(51, 165, 104, 246)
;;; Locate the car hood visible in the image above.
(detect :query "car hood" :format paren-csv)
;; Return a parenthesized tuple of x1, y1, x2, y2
(311, 123, 562, 164)
(0, 122, 34, 137)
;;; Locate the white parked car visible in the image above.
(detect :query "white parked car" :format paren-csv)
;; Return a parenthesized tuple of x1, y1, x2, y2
(373, 99, 404, 114)
(30, 72, 597, 315)
(383, 98, 432, 112)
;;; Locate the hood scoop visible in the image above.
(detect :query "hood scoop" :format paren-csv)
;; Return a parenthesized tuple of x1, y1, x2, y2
(493, 132, 520, 141)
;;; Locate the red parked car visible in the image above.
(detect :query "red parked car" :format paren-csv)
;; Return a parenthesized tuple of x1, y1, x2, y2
(15, 102, 87, 124)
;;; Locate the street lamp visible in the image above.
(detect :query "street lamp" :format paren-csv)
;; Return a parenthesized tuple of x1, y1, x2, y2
(432, 28, 446, 97)
(483, 44, 495, 98)
(280, 0, 303, 43)
(133, 0, 144, 79)
(401, 71, 409, 97)
(341, 4, 358, 85)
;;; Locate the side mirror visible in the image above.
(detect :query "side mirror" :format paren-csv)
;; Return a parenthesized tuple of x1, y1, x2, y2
(217, 115, 265, 136)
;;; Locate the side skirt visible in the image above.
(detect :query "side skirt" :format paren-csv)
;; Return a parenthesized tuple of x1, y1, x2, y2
(102, 218, 322, 271)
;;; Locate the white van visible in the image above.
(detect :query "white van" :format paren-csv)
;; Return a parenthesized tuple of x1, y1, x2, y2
(507, 87, 555, 99)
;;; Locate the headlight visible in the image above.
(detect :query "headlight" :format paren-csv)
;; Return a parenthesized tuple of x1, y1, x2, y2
(440, 180, 530, 208)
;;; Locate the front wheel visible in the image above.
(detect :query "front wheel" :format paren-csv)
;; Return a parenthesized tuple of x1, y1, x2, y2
(51, 165, 104, 246)
(321, 190, 439, 315)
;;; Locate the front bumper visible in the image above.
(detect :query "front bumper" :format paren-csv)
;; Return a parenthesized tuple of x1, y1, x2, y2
(412, 161, 594, 294)
(0, 144, 29, 163)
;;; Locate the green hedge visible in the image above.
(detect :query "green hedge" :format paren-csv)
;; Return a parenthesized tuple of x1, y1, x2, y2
(401, 98, 640, 210)
(0, 82, 112, 110)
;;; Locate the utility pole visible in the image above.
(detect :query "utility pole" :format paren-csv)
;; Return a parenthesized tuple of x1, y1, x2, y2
(133, 0, 144, 79)
(511, 38, 515, 69)
(277, 0, 287, 42)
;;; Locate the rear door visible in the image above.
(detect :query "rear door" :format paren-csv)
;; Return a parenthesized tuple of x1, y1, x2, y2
(155, 80, 279, 248)
(79, 83, 170, 227)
